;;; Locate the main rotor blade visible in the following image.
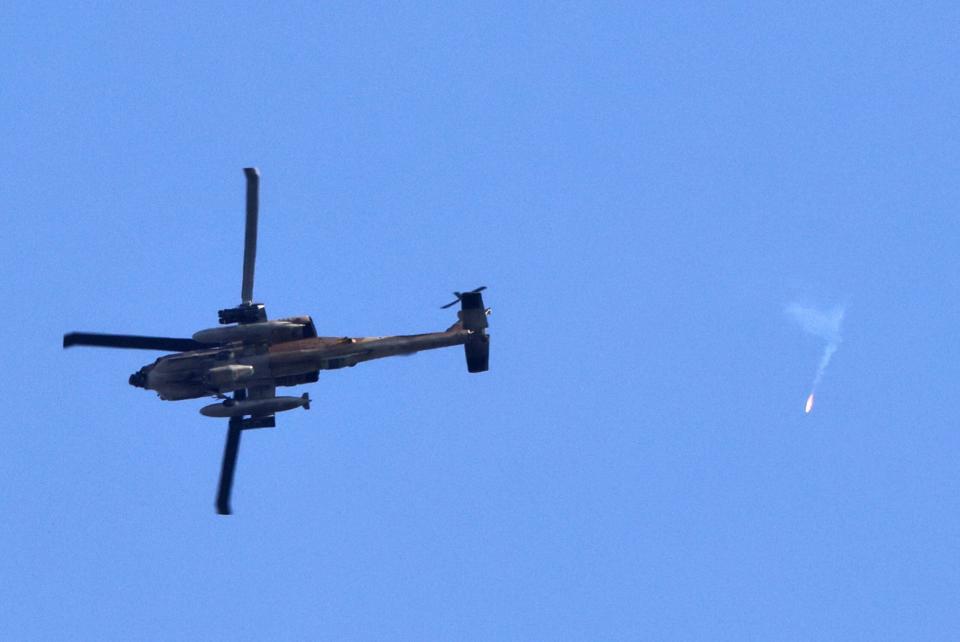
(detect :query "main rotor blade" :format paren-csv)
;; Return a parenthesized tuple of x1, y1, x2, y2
(63, 332, 211, 351)
(216, 418, 243, 515)
(241, 167, 260, 305)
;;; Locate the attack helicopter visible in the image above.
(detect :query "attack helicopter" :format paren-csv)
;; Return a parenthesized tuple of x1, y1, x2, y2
(63, 168, 490, 515)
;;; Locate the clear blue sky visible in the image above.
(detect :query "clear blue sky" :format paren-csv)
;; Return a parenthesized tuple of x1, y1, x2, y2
(3, 3, 959, 640)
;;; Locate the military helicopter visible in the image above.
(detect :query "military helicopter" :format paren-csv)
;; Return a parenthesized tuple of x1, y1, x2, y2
(63, 168, 490, 515)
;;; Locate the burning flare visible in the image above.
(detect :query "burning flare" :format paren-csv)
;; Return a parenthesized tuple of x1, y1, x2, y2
(805, 393, 814, 414)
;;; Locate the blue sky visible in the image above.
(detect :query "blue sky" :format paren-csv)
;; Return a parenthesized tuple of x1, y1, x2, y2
(2, 3, 959, 640)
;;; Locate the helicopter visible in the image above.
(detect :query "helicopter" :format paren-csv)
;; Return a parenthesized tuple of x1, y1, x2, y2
(63, 168, 490, 515)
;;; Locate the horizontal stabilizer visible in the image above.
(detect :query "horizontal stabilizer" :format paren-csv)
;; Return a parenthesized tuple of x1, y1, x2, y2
(458, 290, 489, 373)
(464, 335, 489, 373)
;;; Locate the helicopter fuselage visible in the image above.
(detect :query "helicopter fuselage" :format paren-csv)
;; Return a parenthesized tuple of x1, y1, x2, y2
(130, 324, 475, 401)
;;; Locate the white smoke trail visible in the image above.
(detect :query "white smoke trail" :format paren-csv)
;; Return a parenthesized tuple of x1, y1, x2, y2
(786, 303, 845, 394)
(811, 342, 838, 389)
